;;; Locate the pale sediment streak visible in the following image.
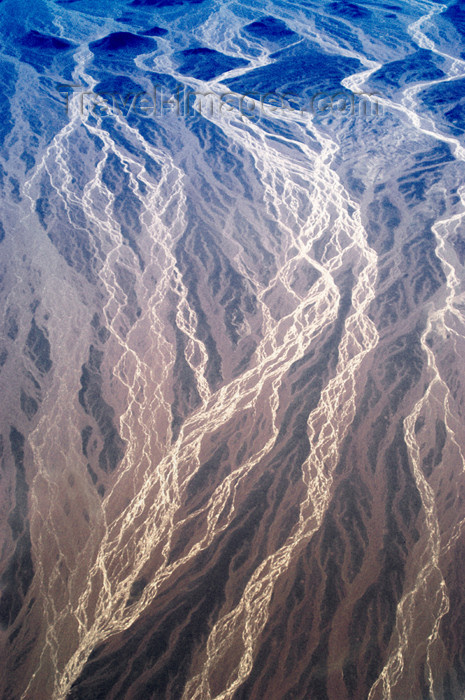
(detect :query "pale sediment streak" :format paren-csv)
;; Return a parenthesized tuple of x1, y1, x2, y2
(180, 88, 379, 700)
(19, 77, 188, 700)
(13, 33, 383, 697)
(368, 4, 465, 698)
(369, 183, 465, 700)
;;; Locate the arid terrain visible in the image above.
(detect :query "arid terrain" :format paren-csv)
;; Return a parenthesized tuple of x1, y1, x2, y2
(1, 0, 465, 698)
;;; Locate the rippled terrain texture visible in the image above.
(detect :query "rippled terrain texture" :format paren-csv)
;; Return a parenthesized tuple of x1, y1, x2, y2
(1, 0, 465, 698)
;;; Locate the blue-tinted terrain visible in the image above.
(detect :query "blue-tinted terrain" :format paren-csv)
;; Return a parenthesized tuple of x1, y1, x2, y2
(177, 47, 249, 80)
(419, 78, 465, 135)
(243, 16, 298, 44)
(369, 49, 446, 89)
(1, 1, 465, 699)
